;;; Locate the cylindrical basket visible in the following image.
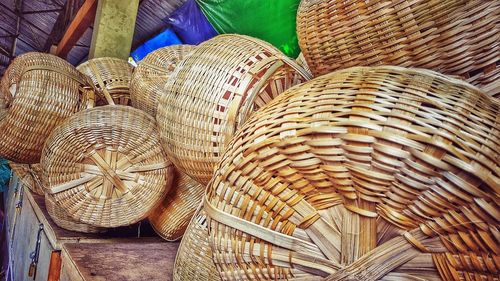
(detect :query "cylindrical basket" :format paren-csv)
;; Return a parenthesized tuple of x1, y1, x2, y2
(41, 105, 174, 228)
(8, 163, 44, 195)
(156, 34, 312, 185)
(0, 52, 92, 163)
(130, 45, 195, 117)
(297, 0, 500, 97)
(203, 66, 498, 280)
(77, 57, 133, 105)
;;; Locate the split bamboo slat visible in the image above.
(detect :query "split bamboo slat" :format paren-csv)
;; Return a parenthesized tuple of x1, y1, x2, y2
(148, 170, 205, 241)
(8, 163, 45, 195)
(77, 57, 133, 106)
(41, 106, 174, 228)
(297, 0, 500, 98)
(0, 52, 93, 163)
(200, 66, 498, 280)
(156, 34, 312, 185)
(296, 53, 312, 77)
(130, 45, 195, 117)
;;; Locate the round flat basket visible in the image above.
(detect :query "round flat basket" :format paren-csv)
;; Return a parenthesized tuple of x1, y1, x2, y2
(148, 169, 204, 241)
(203, 66, 499, 280)
(0, 52, 92, 163)
(130, 45, 195, 117)
(41, 105, 174, 228)
(156, 34, 312, 185)
(297, 0, 500, 97)
(9, 163, 44, 195)
(77, 57, 133, 105)
(45, 193, 105, 233)
(173, 205, 221, 281)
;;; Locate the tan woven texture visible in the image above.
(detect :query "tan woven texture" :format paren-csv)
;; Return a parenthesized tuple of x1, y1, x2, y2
(9, 163, 44, 195)
(0, 52, 92, 163)
(148, 169, 204, 241)
(77, 57, 133, 105)
(130, 45, 195, 117)
(296, 53, 312, 77)
(156, 34, 312, 185)
(297, 0, 500, 98)
(173, 205, 221, 281)
(203, 66, 499, 280)
(45, 193, 105, 234)
(41, 105, 174, 228)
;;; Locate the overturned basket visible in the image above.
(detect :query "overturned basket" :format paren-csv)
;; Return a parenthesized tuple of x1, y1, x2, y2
(130, 45, 195, 117)
(157, 34, 312, 185)
(148, 170, 204, 241)
(41, 106, 174, 228)
(8, 163, 44, 195)
(297, 0, 500, 97)
(0, 52, 92, 163)
(77, 57, 133, 105)
(202, 66, 499, 280)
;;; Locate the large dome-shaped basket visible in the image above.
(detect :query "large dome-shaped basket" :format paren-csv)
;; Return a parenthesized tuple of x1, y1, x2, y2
(41, 106, 174, 228)
(297, 0, 500, 98)
(201, 66, 498, 280)
(156, 34, 312, 185)
(130, 45, 195, 117)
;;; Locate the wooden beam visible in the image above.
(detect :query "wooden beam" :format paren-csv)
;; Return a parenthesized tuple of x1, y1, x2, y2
(56, 0, 97, 59)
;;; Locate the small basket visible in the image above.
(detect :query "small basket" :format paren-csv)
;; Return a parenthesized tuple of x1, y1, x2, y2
(41, 105, 174, 228)
(130, 45, 195, 117)
(203, 66, 498, 280)
(156, 34, 312, 185)
(8, 163, 44, 195)
(77, 57, 133, 106)
(0, 52, 93, 163)
(297, 0, 500, 97)
(148, 169, 204, 241)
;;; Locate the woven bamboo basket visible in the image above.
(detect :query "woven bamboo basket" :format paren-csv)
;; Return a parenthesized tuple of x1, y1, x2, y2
(297, 0, 500, 98)
(77, 57, 133, 106)
(130, 45, 195, 117)
(0, 52, 92, 163)
(148, 169, 204, 241)
(202, 66, 499, 280)
(45, 193, 105, 233)
(41, 105, 174, 228)
(8, 163, 45, 195)
(295, 53, 311, 77)
(156, 34, 312, 185)
(173, 205, 221, 281)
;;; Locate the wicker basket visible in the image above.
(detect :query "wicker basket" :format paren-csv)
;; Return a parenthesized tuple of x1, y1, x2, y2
(295, 53, 311, 77)
(130, 45, 195, 117)
(297, 0, 500, 97)
(77, 57, 133, 106)
(148, 169, 204, 241)
(8, 163, 45, 195)
(156, 34, 312, 185)
(173, 205, 221, 281)
(45, 193, 105, 233)
(41, 105, 174, 228)
(0, 52, 92, 163)
(202, 66, 498, 280)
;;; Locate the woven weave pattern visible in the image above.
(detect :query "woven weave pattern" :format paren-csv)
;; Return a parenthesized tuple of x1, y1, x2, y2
(41, 106, 174, 228)
(156, 34, 311, 185)
(130, 45, 195, 117)
(149, 170, 204, 241)
(203, 66, 499, 280)
(77, 57, 133, 105)
(9, 163, 44, 195)
(297, 0, 500, 98)
(0, 52, 92, 163)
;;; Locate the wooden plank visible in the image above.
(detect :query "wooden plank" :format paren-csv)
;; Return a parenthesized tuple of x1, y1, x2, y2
(56, 0, 97, 58)
(47, 251, 62, 281)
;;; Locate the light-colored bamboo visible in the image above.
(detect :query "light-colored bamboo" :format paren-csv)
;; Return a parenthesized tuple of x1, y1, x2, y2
(0, 52, 93, 163)
(8, 163, 44, 195)
(201, 66, 498, 280)
(41, 105, 174, 228)
(77, 57, 133, 105)
(297, 0, 500, 98)
(156, 34, 312, 185)
(130, 45, 195, 117)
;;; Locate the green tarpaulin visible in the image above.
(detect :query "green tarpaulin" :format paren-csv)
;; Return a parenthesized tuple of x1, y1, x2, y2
(196, 0, 301, 58)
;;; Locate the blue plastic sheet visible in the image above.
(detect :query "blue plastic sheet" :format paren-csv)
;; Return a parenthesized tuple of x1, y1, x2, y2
(0, 159, 10, 193)
(166, 0, 218, 45)
(131, 28, 182, 62)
